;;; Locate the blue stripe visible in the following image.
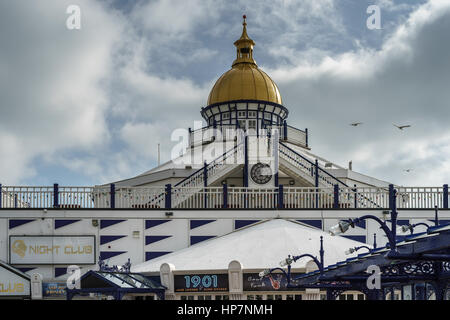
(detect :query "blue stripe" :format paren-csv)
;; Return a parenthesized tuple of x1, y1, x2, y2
(145, 235, 172, 245)
(17, 267, 36, 274)
(297, 219, 322, 229)
(145, 251, 171, 261)
(190, 235, 216, 245)
(100, 251, 127, 260)
(55, 219, 81, 229)
(9, 219, 35, 229)
(190, 220, 216, 229)
(100, 235, 127, 245)
(100, 220, 127, 229)
(342, 235, 366, 243)
(55, 267, 67, 278)
(235, 220, 260, 230)
(145, 220, 171, 229)
(354, 220, 366, 229)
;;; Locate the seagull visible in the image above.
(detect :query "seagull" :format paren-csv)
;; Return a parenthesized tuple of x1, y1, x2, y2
(393, 124, 411, 130)
(350, 122, 363, 127)
(403, 169, 413, 173)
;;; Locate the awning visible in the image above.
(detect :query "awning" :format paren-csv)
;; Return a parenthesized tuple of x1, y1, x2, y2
(66, 270, 166, 300)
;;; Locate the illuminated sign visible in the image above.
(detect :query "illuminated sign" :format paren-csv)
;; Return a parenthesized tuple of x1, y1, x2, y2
(174, 274, 228, 292)
(0, 266, 30, 297)
(9, 236, 96, 265)
(243, 273, 304, 291)
(43, 282, 67, 297)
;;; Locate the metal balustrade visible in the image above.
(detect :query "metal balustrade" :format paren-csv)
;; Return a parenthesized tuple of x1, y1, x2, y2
(0, 184, 448, 209)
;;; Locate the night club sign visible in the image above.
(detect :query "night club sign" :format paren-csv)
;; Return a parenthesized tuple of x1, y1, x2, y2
(9, 235, 96, 265)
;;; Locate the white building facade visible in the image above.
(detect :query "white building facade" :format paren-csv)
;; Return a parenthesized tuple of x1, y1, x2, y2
(0, 18, 449, 300)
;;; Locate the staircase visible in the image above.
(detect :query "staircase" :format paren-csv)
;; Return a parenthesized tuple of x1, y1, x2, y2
(170, 142, 244, 208)
(279, 142, 384, 209)
(279, 142, 347, 188)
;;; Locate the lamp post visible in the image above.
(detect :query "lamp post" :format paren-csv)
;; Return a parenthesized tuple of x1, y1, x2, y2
(397, 222, 431, 235)
(259, 236, 325, 288)
(345, 245, 371, 255)
(328, 189, 399, 251)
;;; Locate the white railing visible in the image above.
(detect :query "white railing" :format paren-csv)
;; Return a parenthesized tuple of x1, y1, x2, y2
(59, 186, 99, 208)
(396, 187, 444, 209)
(0, 185, 447, 209)
(286, 125, 307, 147)
(228, 188, 278, 208)
(115, 187, 165, 208)
(284, 187, 334, 208)
(174, 187, 223, 209)
(1, 186, 54, 208)
(338, 187, 389, 209)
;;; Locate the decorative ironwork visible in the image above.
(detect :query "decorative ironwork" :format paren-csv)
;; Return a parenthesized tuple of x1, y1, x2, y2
(98, 257, 131, 273)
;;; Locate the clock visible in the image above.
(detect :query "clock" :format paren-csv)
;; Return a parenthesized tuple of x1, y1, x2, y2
(250, 163, 272, 185)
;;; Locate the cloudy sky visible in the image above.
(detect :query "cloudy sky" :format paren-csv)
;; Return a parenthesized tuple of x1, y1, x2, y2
(0, 0, 449, 187)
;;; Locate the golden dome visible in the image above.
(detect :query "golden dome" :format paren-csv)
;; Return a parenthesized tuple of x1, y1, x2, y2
(207, 16, 283, 106)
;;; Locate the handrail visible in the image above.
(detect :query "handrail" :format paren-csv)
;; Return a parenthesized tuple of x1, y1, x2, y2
(279, 142, 348, 187)
(174, 142, 242, 188)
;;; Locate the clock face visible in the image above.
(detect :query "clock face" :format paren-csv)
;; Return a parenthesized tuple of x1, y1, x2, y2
(250, 163, 272, 185)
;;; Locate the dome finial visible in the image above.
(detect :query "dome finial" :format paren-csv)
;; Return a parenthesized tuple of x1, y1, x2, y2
(232, 14, 256, 67)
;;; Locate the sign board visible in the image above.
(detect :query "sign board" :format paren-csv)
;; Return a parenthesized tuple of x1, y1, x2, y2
(174, 274, 228, 293)
(0, 265, 30, 297)
(243, 273, 305, 291)
(43, 282, 67, 297)
(10, 236, 96, 265)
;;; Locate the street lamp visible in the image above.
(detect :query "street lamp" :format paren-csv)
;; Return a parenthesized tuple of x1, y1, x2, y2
(345, 245, 371, 255)
(397, 222, 431, 235)
(328, 220, 352, 236)
(258, 236, 325, 287)
(328, 189, 400, 250)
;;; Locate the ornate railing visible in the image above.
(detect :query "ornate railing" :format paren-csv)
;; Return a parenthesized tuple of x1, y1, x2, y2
(279, 142, 347, 188)
(0, 184, 448, 209)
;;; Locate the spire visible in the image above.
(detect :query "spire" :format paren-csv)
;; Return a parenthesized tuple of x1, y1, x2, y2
(232, 15, 257, 67)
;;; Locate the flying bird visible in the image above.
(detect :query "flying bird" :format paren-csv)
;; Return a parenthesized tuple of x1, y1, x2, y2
(350, 122, 363, 127)
(393, 124, 411, 130)
(403, 169, 413, 173)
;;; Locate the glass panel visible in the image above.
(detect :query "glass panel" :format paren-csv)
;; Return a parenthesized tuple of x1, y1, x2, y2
(97, 272, 134, 288)
(198, 296, 204, 300)
(346, 294, 354, 300)
(215, 295, 222, 300)
(275, 295, 282, 300)
(295, 295, 302, 300)
(181, 296, 187, 300)
(222, 295, 229, 300)
(255, 295, 263, 300)
(247, 295, 255, 300)
(187, 296, 194, 300)
(357, 294, 365, 300)
(127, 274, 159, 288)
(266, 295, 274, 300)
(205, 296, 212, 300)
(286, 295, 294, 300)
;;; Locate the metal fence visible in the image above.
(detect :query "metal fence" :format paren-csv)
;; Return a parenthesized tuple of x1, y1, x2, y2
(0, 184, 448, 209)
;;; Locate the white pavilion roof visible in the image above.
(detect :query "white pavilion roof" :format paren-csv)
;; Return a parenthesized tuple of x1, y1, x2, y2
(132, 219, 367, 274)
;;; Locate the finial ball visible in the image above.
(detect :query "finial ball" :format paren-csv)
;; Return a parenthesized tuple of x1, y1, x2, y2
(243, 15, 246, 19)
